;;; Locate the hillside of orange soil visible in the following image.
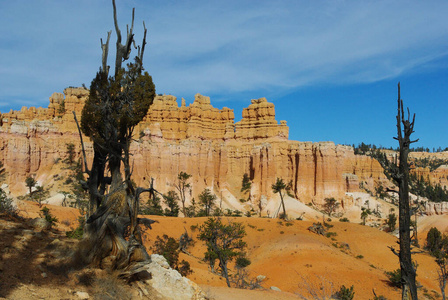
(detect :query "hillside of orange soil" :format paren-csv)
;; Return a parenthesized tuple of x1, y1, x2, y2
(16, 200, 81, 231)
(143, 215, 442, 299)
(5, 201, 445, 300)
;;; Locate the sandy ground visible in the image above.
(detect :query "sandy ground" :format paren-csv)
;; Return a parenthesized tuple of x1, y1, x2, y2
(143, 215, 442, 299)
(0, 200, 446, 299)
(199, 285, 301, 300)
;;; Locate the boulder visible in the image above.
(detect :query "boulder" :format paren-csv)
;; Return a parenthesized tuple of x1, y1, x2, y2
(143, 254, 206, 300)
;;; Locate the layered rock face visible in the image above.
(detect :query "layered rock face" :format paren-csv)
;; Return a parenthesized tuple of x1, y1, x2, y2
(412, 165, 448, 189)
(235, 98, 289, 140)
(425, 201, 448, 215)
(1, 88, 387, 209)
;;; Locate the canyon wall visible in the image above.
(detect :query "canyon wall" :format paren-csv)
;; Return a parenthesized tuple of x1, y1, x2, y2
(380, 150, 448, 189)
(0, 87, 407, 211)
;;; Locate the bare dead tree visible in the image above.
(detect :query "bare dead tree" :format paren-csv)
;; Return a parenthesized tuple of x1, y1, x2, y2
(74, 0, 156, 279)
(387, 83, 419, 300)
(173, 171, 192, 217)
(112, 0, 134, 76)
(258, 197, 264, 217)
(100, 31, 112, 75)
(437, 256, 448, 300)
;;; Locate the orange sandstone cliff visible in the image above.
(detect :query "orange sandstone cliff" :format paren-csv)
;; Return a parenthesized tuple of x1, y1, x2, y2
(0, 88, 391, 214)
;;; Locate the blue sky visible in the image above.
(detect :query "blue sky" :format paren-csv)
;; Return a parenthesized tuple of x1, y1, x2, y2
(0, 0, 447, 149)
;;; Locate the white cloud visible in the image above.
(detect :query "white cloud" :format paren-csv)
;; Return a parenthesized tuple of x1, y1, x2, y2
(0, 0, 447, 108)
(144, 0, 448, 96)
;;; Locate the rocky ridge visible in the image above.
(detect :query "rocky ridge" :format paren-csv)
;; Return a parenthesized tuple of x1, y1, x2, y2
(0, 88, 446, 216)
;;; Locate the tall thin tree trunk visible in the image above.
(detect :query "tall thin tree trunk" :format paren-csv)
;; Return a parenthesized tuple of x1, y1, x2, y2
(181, 188, 186, 217)
(280, 191, 286, 219)
(398, 146, 417, 299)
(393, 83, 419, 300)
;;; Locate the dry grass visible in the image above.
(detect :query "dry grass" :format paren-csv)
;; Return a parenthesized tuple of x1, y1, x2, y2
(91, 272, 131, 300)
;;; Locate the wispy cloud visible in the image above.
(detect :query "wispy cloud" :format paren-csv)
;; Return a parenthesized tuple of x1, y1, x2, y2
(145, 0, 448, 98)
(0, 0, 447, 109)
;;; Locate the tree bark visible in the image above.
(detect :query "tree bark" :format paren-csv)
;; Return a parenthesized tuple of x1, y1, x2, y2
(216, 251, 231, 287)
(279, 191, 287, 219)
(75, 0, 155, 279)
(393, 83, 419, 300)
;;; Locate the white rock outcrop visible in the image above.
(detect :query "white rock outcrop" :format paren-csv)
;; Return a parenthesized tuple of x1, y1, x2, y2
(143, 254, 206, 300)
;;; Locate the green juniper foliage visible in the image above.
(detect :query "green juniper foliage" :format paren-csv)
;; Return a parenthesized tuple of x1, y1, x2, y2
(198, 217, 248, 287)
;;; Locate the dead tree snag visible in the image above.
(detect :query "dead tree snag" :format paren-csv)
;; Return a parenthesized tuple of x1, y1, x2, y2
(389, 83, 419, 300)
(75, 0, 156, 279)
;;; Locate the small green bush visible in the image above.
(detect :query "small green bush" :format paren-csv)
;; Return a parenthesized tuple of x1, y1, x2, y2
(339, 217, 350, 222)
(233, 210, 243, 217)
(178, 260, 193, 277)
(385, 269, 401, 288)
(153, 234, 193, 277)
(153, 235, 180, 269)
(41, 207, 58, 228)
(334, 284, 355, 300)
(426, 227, 443, 256)
(212, 208, 223, 216)
(386, 213, 397, 232)
(235, 256, 251, 269)
(324, 222, 333, 229)
(66, 216, 85, 239)
(326, 232, 337, 238)
(0, 188, 18, 217)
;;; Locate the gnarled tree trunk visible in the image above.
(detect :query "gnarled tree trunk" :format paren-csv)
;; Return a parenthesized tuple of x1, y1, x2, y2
(75, 0, 156, 279)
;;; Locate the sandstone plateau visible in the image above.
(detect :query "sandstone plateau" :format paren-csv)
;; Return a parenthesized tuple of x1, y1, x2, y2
(0, 87, 447, 217)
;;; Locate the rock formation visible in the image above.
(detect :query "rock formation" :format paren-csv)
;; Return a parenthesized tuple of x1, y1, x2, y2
(1, 87, 445, 215)
(144, 254, 206, 300)
(411, 165, 448, 188)
(425, 201, 448, 215)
